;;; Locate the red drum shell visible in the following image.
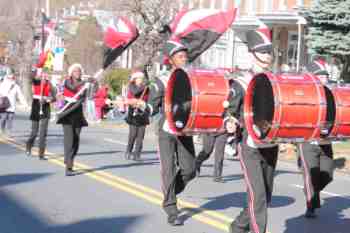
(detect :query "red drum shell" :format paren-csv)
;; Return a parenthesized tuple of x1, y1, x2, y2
(244, 72, 327, 143)
(328, 85, 350, 139)
(165, 68, 230, 135)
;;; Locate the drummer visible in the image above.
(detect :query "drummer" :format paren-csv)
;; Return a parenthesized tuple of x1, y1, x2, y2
(297, 58, 335, 218)
(226, 24, 279, 233)
(137, 40, 196, 226)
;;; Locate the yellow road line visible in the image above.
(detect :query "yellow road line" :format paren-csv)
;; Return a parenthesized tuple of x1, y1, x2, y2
(0, 136, 230, 232)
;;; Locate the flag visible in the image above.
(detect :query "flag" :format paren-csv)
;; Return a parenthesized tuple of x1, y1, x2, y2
(35, 50, 49, 68)
(41, 12, 56, 50)
(36, 11, 56, 69)
(99, 16, 139, 69)
(165, 7, 237, 63)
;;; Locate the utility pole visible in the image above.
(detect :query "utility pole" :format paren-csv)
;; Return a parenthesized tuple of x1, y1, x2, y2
(46, 0, 50, 17)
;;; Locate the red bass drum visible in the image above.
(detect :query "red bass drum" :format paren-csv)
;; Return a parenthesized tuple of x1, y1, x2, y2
(326, 84, 350, 139)
(244, 72, 328, 143)
(165, 68, 230, 135)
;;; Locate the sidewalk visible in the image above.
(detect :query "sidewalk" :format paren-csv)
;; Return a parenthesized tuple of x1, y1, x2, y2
(278, 142, 350, 173)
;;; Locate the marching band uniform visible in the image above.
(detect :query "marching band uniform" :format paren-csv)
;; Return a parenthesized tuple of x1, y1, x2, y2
(297, 59, 334, 218)
(26, 69, 56, 159)
(57, 63, 88, 176)
(143, 41, 196, 226)
(124, 70, 149, 161)
(195, 132, 228, 182)
(228, 27, 279, 233)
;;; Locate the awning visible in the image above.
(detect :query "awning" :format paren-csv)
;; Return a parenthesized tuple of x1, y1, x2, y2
(232, 12, 307, 31)
(256, 12, 307, 26)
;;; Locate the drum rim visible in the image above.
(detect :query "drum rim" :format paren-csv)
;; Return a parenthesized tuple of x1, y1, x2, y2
(329, 86, 350, 138)
(244, 72, 328, 143)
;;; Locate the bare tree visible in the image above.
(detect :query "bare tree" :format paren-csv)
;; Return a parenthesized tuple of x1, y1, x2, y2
(102, 0, 179, 69)
(64, 17, 103, 75)
(126, 0, 179, 68)
(0, 0, 41, 100)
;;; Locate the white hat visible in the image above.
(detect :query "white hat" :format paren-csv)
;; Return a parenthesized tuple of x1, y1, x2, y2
(68, 63, 84, 76)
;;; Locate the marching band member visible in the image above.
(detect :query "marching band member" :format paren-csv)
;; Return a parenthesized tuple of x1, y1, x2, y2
(195, 132, 228, 182)
(297, 58, 335, 218)
(57, 63, 88, 176)
(25, 68, 56, 159)
(227, 26, 279, 233)
(124, 69, 149, 161)
(137, 40, 196, 226)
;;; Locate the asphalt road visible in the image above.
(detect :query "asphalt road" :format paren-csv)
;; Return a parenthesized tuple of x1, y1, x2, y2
(1, 113, 350, 233)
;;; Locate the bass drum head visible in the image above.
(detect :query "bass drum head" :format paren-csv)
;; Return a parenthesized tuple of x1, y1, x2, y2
(169, 69, 192, 130)
(323, 85, 336, 137)
(251, 73, 274, 138)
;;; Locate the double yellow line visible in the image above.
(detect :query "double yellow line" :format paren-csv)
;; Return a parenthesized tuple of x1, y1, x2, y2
(0, 136, 233, 232)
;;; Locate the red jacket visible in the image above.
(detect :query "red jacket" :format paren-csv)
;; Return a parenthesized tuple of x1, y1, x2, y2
(94, 86, 108, 108)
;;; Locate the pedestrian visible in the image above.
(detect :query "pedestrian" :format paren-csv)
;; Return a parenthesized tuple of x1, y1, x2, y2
(137, 40, 196, 226)
(227, 25, 279, 233)
(0, 70, 28, 136)
(25, 68, 56, 159)
(56, 63, 88, 176)
(124, 69, 149, 161)
(195, 132, 228, 183)
(297, 59, 334, 218)
(94, 83, 108, 122)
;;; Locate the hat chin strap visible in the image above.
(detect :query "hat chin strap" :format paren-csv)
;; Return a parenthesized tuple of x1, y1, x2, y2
(252, 51, 273, 65)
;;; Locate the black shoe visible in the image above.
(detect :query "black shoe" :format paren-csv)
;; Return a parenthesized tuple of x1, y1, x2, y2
(39, 155, 48, 160)
(305, 208, 317, 218)
(213, 177, 225, 183)
(167, 214, 183, 226)
(65, 168, 75, 176)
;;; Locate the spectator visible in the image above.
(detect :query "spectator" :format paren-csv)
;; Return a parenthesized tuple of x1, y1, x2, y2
(124, 70, 149, 161)
(94, 83, 108, 122)
(0, 72, 28, 136)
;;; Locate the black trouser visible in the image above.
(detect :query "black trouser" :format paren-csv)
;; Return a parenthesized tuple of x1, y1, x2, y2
(126, 125, 146, 158)
(298, 143, 334, 209)
(159, 130, 196, 217)
(232, 144, 278, 233)
(63, 125, 81, 169)
(195, 133, 227, 177)
(26, 118, 49, 155)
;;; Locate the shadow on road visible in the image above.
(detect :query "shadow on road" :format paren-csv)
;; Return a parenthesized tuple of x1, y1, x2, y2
(284, 196, 350, 233)
(77, 150, 122, 156)
(179, 192, 295, 224)
(0, 173, 51, 188)
(0, 189, 142, 233)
